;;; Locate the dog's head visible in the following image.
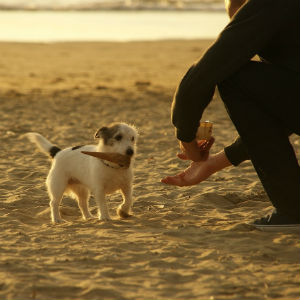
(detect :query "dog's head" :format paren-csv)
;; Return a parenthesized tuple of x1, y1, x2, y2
(95, 123, 138, 158)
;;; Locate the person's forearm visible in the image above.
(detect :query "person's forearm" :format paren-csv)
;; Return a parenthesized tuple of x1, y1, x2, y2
(224, 137, 250, 166)
(172, 82, 215, 142)
(209, 150, 233, 173)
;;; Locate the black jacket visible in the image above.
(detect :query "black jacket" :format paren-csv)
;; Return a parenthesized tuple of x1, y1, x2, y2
(172, 0, 299, 142)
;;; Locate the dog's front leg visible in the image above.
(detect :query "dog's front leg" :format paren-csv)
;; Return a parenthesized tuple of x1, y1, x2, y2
(117, 184, 133, 218)
(94, 188, 111, 221)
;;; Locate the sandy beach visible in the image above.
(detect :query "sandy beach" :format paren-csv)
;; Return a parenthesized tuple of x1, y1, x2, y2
(0, 40, 299, 300)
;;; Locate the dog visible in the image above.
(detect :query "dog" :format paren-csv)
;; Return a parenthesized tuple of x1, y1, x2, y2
(26, 122, 138, 224)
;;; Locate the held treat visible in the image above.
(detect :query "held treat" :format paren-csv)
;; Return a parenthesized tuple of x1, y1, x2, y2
(196, 121, 213, 141)
(81, 151, 131, 168)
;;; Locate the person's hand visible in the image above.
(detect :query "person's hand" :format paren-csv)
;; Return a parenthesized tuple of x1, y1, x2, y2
(161, 160, 213, 186)
(161, 149, 232, 187)
(178, 137, 215, 162)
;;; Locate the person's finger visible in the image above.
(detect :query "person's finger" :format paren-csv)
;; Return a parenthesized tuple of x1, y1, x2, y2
(197, 137, 214, 149)
(197, 140, 208, 147)
(161, 174, 198, 187)
(196, 137, 215, 154)
(161, 169, 189, 184)
(205, 137, 215, 150)
(161, 175, 185, 186)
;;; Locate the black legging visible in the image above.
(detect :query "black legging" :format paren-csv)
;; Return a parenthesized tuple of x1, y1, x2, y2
(218, 61, 300, 220)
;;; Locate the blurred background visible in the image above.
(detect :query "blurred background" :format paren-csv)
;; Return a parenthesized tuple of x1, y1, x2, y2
(0, 0, 225, 10)
(0, 0, 228, 42)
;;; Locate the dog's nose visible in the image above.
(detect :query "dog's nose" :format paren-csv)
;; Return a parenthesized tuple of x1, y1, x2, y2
(126, 148, 134, 156)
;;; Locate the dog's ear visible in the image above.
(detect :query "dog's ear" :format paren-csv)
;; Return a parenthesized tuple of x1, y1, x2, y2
(94, 127, 108, 139)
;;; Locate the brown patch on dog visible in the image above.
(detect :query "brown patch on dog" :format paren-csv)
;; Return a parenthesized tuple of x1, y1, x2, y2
(94, 124, 120, 145)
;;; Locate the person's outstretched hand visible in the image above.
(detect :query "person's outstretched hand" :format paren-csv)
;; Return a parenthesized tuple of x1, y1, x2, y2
(161, 159, 215, 186)
(161, 137, 214, 186)
(161, 138, 232, 187)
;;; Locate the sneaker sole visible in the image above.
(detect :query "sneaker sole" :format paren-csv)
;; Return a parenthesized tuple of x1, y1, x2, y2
(251, 224, 300, 232)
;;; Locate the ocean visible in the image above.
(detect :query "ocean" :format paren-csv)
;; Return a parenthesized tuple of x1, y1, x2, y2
(0, 0, 224, 11)
(0, 10, 228, 42)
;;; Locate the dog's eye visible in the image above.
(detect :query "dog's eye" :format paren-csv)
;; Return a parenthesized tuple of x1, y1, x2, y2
(115, 134, 123, 141)
(131, 136, 135, 142)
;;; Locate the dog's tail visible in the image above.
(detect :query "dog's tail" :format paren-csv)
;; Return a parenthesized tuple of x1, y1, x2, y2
(25, 132, 61, 158)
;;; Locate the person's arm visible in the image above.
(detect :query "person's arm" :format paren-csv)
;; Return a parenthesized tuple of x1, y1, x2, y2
(175, 0, 247, 162)
(172, 0, 293, 146)
(161, 137, 249, 186)
(224, 136, 250, 166)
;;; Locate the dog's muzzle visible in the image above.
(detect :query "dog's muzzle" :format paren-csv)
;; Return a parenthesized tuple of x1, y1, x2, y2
(126, 148, 134, 157)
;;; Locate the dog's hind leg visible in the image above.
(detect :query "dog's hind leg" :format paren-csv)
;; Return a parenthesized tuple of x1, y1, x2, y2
(117, 184, 133, 218)
(46, 170, 67, 224)
(70, 185, 93, 220)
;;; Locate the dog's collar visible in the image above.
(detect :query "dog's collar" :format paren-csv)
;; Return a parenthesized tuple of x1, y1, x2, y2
(100, 159, 126, 169)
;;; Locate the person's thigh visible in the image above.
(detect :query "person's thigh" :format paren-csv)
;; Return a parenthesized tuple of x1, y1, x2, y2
(217, 61, 300, 217)
(220, 61, 300, 135)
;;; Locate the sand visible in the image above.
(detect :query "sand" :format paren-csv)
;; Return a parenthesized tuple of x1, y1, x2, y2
(0, 40, 299, 300)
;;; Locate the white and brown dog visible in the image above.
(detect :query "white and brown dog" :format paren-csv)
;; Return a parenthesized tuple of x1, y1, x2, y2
(26, 122, 138, 224)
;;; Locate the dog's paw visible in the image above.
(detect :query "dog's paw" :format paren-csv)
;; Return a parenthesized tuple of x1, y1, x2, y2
(117, 208, 132, 219)
(83, 214, 95, 221)
(51, 218, 65, 224)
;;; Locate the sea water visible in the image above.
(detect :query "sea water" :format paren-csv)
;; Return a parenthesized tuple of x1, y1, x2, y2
(0, 10, 228, 42)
